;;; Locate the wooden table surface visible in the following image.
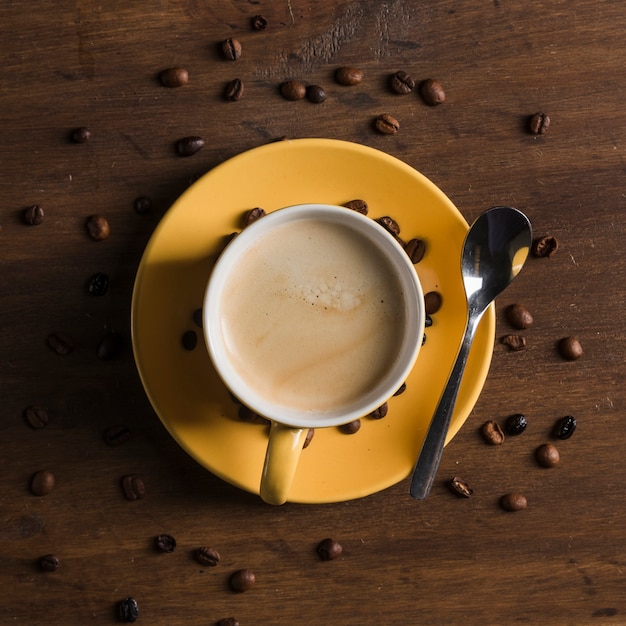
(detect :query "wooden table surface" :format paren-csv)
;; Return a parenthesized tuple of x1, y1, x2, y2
(2, 1, 626, 624)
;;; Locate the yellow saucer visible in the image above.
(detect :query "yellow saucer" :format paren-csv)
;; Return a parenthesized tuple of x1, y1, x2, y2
(131, 138, 495, 503)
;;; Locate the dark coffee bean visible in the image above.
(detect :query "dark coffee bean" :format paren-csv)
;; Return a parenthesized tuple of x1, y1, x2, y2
(87, 272, 109, 296)
(424, 314, 433, 328)
(535, 443, 560, 467)
(316, 538, 342, 561)
(24, 405, 49, 429)
(422, 333, 427, 346)
(449, 476, 473, 498)
(134, 196, 152, 214)
(46, 332, 74, 356)
(405, 238, 426, 263)
(424, 291, 442, 315)
(176, 136, 205, 157)
(342, 199, 368, 215)
(70, 127, 92, 143)
(481, 420, 504, 445)
(217, 618, 240, 626)
(251, 14, 268, 30)
(558, 336, 583, 360)
(338, 420, 361, 434)
(504, 413, 527, 436)
(23, 204, 44, 225)
(181, 330, 198, 351)
(368, 402, 388, 419)
(531, 235, 558, 258)
(104, 424, 131, 446)
(31, 470, 55, 496)
(222, 38, 242, 61)
(306, 84, 326, 103)
(501, 334, 527, 351)
(529, 112, 550, 134)
(229, 568, 256, 592)
(192, 308, 203, 328)
(505, 303, 533, 329)
(159, 67, 189, 87)
(389, 70, 415, 94)
(155, 534, 177, 553)
(121, 474, 145, 501)
(553, 415, 577, 440)
(224, 78, 244, 101)
(38, 554, 60, 572)
(97, 331, 124, 360)
(194, 546, 221, 567)
(374, 113, 400, 134)
(393, 382, 407, 396)
(419, 79, 446, 105)
(117, 597, 139, 623)
(335, 66, 363, 86)
(280, 80, 306, 101)
(500, 493, 527, 512)
(303, 428, 315, 449)
(376, 216, 401, 236)
(243, 207, 266, 226)
(86, 214, 110, 241)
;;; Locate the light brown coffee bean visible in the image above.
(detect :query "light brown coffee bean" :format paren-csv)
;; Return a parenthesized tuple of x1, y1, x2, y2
(342, 199, 368, 215)
(376, 216, 401, 236)
(501, 334, 527, 351)
(405, 238, 426, 263)
(505, 303, 534, 329)
(535, 443, 560, 467)
(121, 474, 145, 501)
(424, 291, 443, 315)
(224, 78, 244, 101)
(280, 80, 306, 101)
(159, 67, 189, 88)
(449, 477, 473, 498)
(229, 568, 256, 592)
(558, 336, 583, 360)
(368, 403, 388, 419)
(339, 420, 361, 434)
(419, 79, 446, 105)
(500, 493, 527, 511)
(481, 420, 505, 445)
(393, 382, 407, 396)
(335, 66, 363, 86)
(31, 470, 55, 496)
(303, 428, 315, 449)
(194, 546, 220, 567)
(531, 235, 558, 258)
(222, 38, 242, 61)
(243, 207, 266, 226)
(316, 538, 343, 561)
(529, 112, 550, 134)
(389, 70, 415, 94)
(374, 113, 400, 134)
(86, 214, 110, 241)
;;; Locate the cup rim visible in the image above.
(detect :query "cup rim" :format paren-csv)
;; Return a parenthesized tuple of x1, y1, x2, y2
(203, 203, 425, 428)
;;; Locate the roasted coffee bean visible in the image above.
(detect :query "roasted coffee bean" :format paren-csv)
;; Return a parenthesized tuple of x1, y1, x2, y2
(389, 70, 415, 94)
(97, 331, 124, 360)
(419, 79, 446, 105)
(449, 476, 473, 498)
(176, 136, 205, 157)
(424, 314, 433, 328)
(306, 84, 326, 103)
(342, 199, 368, 215)
(422, 333, 427, 346)
(369, 402, 388, 419)
(505, 303, 533, 329)
(501, 334, 527, 351)
(117, 597, 139, 623)
(238, 405, 269, 424)
(194, 546, 221, 567)
(104, 424, 131, 446)
(229, 568, 256, 592)
(222, 38, 242, 61)
(424, 291, 442, 315)
(316, 538, 343, 561)
(31, 470, 55, 496)
(393, 382, 407, 396)
(155, 534, 177, 553)
(251, 14, 268, 30)
(303, 428, 315, 449)
(504, 413, 527, 436)
(339, 420, 361, 434)
(280, 80, 306, 101)
(558, 336, 583, 360)
(374, 113, 400, 134)
(376, 216, 401, 236)
(217, 618, 240, 626)
(134, 196, 152, 214)
(531, 235, 558, 258)
(529, 112, 550, 135)
(86, 214, 110, 241)
(405, 238, 426, 263)
(23, 204, 44, 225)
(243, 207, 266, 226)
(192, 308, 203, 328)
(481, 420, 505, 445)
(70, 126, 92, 143)
(121, 474, 145, 501)
(535, 443, 560, 467)
(38, 554, 60, 572)
(24, 405, 49, 429)
(181, 330, 198, 351)
(500, 493, 527, 512)
(46, 332, 74, 356)
(87, 272, 109, 296)
(224, 78, 244, 101)
(335, 66, 363, 86)
(159, 67, 189, 88)
(553, 415, 576, 440)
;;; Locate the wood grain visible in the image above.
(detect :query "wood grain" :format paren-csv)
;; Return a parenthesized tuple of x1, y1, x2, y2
(2, 1, 626, 623)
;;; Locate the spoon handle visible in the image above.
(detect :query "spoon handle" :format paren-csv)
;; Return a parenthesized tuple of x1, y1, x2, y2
(409, 311, 484, 499)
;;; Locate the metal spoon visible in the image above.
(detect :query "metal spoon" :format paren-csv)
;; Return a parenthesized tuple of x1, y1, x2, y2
(409, 206, 532, 499)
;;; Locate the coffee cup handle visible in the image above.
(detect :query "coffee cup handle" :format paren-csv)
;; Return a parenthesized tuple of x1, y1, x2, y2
(260, 422, 307, 505)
